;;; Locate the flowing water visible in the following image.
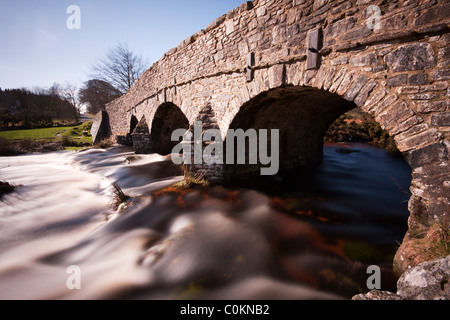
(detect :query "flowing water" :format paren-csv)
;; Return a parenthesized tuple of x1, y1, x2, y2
(0, 143, 411, 300)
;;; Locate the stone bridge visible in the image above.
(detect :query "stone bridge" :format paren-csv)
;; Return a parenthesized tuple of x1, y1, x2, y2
(91, 0, 450, 274)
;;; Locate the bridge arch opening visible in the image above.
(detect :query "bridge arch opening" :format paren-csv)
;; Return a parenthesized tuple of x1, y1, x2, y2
(223, 86, 359, 179)
(150, 102, 189, 155)
(130, 115, 139, 135)
(125, 114, 139, 146)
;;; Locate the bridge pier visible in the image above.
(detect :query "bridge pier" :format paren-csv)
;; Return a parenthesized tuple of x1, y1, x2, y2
(90, 110, 111, 145)
(131, 115, 153, 154)
(184, 105, 225, 184)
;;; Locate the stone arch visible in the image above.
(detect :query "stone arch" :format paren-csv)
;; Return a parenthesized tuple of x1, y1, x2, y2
(150, 102, 189, 155)
(214, 60, 416, 172)
(221, 60, 443, 165)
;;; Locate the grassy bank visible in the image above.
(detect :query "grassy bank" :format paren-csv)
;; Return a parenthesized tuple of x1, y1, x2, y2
(0, 127, 72, 140)
(0, 122, 92, 156)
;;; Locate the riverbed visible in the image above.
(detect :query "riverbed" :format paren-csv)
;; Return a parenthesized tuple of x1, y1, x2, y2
(0, 143, 411, 299)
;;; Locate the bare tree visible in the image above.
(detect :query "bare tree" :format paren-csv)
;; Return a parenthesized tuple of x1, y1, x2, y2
(91, 43, 148, 94)
(61, 81, 81, 121)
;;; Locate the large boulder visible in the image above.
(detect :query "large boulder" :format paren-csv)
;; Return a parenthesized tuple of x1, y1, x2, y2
(353, 256, 449, 300)
(397, 255, 449, 300)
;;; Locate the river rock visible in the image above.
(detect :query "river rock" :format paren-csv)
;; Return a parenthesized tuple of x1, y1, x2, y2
(397, 255, 449, 300)
(352, 290, 403, 300)
(352, 256, 450, 300)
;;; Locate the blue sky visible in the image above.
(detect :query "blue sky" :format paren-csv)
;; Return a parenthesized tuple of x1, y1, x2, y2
(0, 0, 244, 90)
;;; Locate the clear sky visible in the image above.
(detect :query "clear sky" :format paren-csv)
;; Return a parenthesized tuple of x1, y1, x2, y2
(0, 0, 244, 90)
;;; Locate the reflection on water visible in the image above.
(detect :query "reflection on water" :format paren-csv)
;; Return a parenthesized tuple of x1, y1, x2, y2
(0, 143, 411, 299)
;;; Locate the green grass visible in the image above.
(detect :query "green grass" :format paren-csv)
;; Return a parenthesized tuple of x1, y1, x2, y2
(0, 122, 93, 152)
(61, 122, 93, 149)
(0, 127, 72, 141)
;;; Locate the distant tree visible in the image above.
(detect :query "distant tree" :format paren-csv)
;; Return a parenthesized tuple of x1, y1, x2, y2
(78, 79, 122, 115)
(91, 43, 148, 94)
(0, 85, 78, 129)
(36, 84, 78, 123)
(37, 84, 77, 122)
(60, 81, 81, 121)
(32, 86, 55, 123)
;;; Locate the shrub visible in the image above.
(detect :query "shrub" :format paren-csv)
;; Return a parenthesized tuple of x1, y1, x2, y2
(111, 181, 131, 210)
(0, 181, 16, 198)
(0, 138, 21, 156)
(394, 224, 449, 275)
(95, 137, 115, 149)
(173, 165, 210, 189)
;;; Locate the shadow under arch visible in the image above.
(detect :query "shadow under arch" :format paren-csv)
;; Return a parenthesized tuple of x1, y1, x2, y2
(223, 85, 357, 180)
(130, 114, 139, 134)
(125, 114, 139, 146)
(150, 102, 189, 155)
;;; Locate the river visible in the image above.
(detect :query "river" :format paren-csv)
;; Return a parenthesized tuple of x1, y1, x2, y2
(0, 143, 411, 300)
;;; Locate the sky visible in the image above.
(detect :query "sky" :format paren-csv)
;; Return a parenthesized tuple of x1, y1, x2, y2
(0, 0, 244, 90)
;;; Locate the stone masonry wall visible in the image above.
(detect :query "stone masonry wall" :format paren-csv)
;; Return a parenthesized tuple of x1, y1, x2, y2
(104, 0, 449, 141)
(131, 115, 152, 154)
